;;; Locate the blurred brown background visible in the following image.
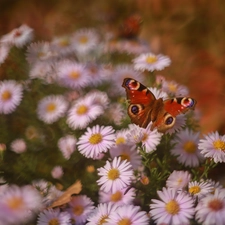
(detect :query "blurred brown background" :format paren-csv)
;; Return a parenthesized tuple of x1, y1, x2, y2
(1, 0, 225, 133)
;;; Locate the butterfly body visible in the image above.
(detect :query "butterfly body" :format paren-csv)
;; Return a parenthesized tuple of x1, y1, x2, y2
(122, 78, 196, 132)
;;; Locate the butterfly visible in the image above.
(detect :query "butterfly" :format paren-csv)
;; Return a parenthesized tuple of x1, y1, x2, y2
(122, 78, 196, 133)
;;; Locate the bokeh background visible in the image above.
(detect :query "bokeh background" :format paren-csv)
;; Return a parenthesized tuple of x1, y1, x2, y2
(1, 0, 225, 133)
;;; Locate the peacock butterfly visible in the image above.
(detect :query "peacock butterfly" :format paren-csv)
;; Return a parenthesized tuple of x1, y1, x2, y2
(122, 78, 196, 133)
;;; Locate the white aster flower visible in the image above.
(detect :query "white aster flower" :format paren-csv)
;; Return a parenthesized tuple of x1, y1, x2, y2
(207, 179, 223, 193)
(10, 138, 27, 154)
(198, 131, 225, 163)
(58, 135, 77, 159)
(57, 60, 91, 89)
(109, 144, 142, 169)
(86, 203, 118, 225)
(166, 170, 191, 190)
(37, 208, 71, 225)
(133, 52, 171, 72)
(32, 179, 50, 196)
(165, 114, 187, 134)
(126, 124, 145, 144)
(188, 180, 214, 200)
(148, 87, 168, 100)
(67, 195, 94, 225)
(107, 205, 149, 225)
(99, 187, 135, 206)
(106, 103, 126, 126)
(51, 166, 64, 179)
(97, 157, 133, 193)
(0, 185, 42, 225)
(85, 90, 109, 109)
(150, 187, 195, 225)
(0, 80, 23, 114)
(114, 129, 130, 145)
(42, 185, 63, 207)
(85, 63, 105, 86)
(1, 24, 33, 48)
(0, 44, 10, 65)
(195, 189, 225, 225)
(37, 95, 68, 124)
(77, 125, 115, 159)
(171, 128, 203, 167)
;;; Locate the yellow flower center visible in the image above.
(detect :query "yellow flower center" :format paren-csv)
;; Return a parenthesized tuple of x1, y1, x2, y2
(213, 140, 225, 151)
(115, 137, 126, 145)
(110, 191, 122, 202)
(98, 215, 108, 225)
(59, 39, 70, 47)
(118, 218, 131, 225)
(38, 51, 46, 58)
(208, 199, 224, 211)
(168, 83, 177, 93)
(145, 55, 157, 64)
(76, 105, 88, 115)
(89, 133, 103, 145)
(1, 90, 12, 101)
(7, 197, 24, 210)
(120, 153, 130, 162)
(183, 141, 197, 154)
(86, 165, 95, 173)
(165, 200, 180, 215)
(73, 205, 84, 216)
(177, 178, 183, 185)
(46, 103, 56, 112)
(69, 71, 80, 79)
(49, 218, 60, 225)
(189, 185, 201, 194)
(140, 175, 149, 185)
(108, 168, 120, 180)
(141, 133, 148, 142)
(79, 36, 88, 44)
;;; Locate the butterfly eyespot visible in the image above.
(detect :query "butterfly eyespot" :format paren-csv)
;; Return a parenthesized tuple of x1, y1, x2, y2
(163, 114, 175, 128)
(181, 98, 195, 108)
(165, 116, 174, 125)
(131, 105, 139, 114)
(125, 79, 140, 90)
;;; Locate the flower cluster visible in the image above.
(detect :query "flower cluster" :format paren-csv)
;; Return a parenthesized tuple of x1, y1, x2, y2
(0, 24, 225, 225)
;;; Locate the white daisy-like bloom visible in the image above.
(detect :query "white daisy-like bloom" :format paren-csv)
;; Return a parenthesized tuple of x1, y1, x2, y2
(166, 170, 191, 190)
(58, 135, 77, 159)
(99, 187, 135, 206)
(67, 96, 104, 130)
(67, 195, 95, 225)
(198, 131, 225, 163)
(188, 180, 214, 200)
(72, 28, 99, 54)
(77, 125, 115, 159)
(42, 185, 63, 207)
(121, 39, 150, 55)
(0, 44, 10, 65)
(107, 205, 150, 225)
(148, 87, 168, 100)
(37, 208, 71, 225)
(171, 128, 204, 167)
(37, 95, 68, 124)
(1, 24, 33, 48)
(51, 166, 64, 179)
(126, 124, 145, 144)
(195, 189, 225, 225)
(32, 179, 50, 196)
(0, 185, 42, 225)
(165, 114, 187, 135)
(0, 80, 23, 114)
(86, 202, 118, 225)
(150, 187, 195, 225)
(162, 79, 189, 97)
(57, 60, 91, 89)
(85, 90, 109, 109)
(106, 103, 126, 126)
(114, 129, 130, 146)
(133, 52, 171, 72)
(10, 138, 27, 154)
(85, 63, 105, 86)
(97, 157, 133, 193)
(109, 144, 142, 169)
(207, 179, 223, 193)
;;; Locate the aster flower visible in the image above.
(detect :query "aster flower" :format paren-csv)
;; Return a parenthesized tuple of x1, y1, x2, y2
(166, 170, 191, 190)
(107, 205, 149, 225)
(171, 128, 204, 167)
(198, 131, 225, 163)
(37, 208, 71, 225)
(77, 125, 115, 159)
(0, 44, 10, 65)
(0, 185, 42, 225)
(165, 114, 187, 135)
(37, 95, 68, 124)
(114, 129, 130, 145)
(58, 135, 77, 159)
(133, 52, 171, 72)
(0, 80, 23, 114)
(109, 144, 142, 169)
(99, 187, 135, 206)
(148, 87, 168, 100)
(85, 90, 109, 109)
(57, 60, 91, 89)
(150, 187, 195, 225)
(85, 63, 105, 86)
(10, 138, 27, 154)
(66, 195, 94, 225)
(42, 185, 63, 207)
(188, 180, 214, 200)
(1, 24, 33, 48)
(67, 95, 104, 130)
(51, 166, 64, 179)
(86, 203, 118, 225)
(195, 189, 225, 225)
(97, 157, 133, 193)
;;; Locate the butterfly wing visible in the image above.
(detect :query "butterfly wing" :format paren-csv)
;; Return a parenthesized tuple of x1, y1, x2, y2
(122, 78, 157, 128)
